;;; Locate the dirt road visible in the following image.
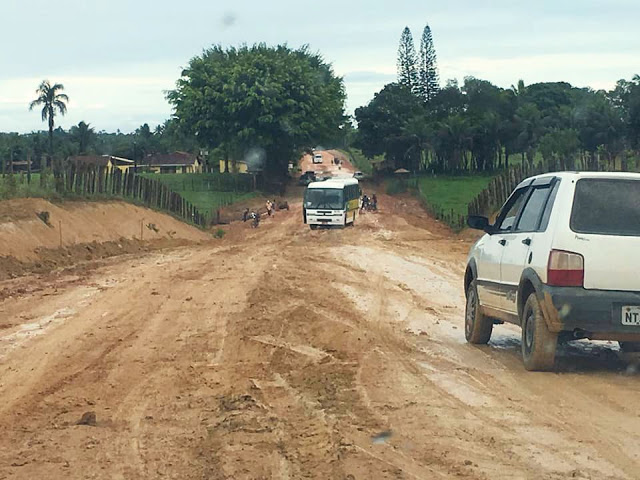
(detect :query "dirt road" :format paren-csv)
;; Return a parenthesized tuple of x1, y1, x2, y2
(1, 195, 639, 479)
(298, 150, 355, 178)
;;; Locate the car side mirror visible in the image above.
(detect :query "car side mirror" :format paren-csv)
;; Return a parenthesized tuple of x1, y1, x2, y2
(467, 215, 493, 233)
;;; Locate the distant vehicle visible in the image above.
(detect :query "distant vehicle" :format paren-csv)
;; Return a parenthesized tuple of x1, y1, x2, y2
(353, 171, 365, 180)
(465, 172, 640, 371)
(303, 178, 360, 229)
(313, 153, 323, 164)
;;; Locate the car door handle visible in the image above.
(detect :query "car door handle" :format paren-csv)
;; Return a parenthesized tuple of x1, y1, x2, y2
(522, 238, 532, 246)
(499, 239, 507, 246)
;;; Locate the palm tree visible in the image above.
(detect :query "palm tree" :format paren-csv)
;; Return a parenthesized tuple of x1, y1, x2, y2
(71, 121, 95, 154)
(29, 80, 69, 168)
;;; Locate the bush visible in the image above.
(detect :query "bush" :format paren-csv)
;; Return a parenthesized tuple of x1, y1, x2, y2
(213, 228, 226, 239)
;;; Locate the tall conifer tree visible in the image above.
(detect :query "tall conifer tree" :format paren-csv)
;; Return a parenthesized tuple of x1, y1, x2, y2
(418, 24, 440, 102)
(397, 27, 418, 93)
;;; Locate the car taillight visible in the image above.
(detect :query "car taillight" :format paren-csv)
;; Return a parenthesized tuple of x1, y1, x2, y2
(547, 250, 584, 287)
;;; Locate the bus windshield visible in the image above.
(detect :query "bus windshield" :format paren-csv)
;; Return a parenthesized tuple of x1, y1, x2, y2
(304, 188, 344, 210)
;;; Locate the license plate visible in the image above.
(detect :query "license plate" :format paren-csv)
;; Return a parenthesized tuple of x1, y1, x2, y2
(622, 306, 640, 325)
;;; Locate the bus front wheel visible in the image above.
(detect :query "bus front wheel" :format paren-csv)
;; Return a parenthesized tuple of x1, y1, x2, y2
(310, 224, 318, 230)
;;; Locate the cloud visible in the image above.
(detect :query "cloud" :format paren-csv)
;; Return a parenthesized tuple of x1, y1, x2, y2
(343, 71, 396, 84)
(441, 52, 640, 90)
(0, 70, 176, 133)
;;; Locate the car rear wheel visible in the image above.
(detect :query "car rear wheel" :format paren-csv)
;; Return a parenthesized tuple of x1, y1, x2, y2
(521, 293, 557, 371)
(310, 224, 318, 230)
(465, 280, 493, 344)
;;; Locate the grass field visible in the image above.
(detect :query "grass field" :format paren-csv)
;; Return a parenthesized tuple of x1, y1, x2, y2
(141, 173, 257, 219)
(0, 173, 56, 200)
(412, 175, 495, 219)
(177, 191, 257, 218)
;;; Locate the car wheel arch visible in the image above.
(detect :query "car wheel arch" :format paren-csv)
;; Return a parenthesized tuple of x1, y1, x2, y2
(464, 260, 478, 298)
(518, 269, 544, 321)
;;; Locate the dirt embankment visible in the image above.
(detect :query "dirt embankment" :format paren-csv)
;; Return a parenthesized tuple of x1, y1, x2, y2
(0, 198, 210, 280)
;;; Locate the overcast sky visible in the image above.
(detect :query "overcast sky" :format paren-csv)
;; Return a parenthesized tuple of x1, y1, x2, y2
(2, 0, 639, 133)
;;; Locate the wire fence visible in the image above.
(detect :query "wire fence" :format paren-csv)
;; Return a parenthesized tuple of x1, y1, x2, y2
(467, 163, 546, 217)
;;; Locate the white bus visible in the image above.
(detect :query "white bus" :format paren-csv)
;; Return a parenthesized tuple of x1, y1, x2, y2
(312, 153, 323, 164)
(303, 178, 360, 229)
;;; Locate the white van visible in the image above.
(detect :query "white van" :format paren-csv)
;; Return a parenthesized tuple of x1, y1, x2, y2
(313, 153, 323, 164)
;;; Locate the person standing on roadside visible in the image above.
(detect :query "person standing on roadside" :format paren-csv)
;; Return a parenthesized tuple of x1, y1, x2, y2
(266, 200, 273, 217)
(361, 194, 369, 212)
(372, 193, 378, 211)
(243, 208, 250, 222)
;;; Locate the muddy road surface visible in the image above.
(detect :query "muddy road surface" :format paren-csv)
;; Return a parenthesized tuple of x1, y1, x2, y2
(1, 195, 639, 479)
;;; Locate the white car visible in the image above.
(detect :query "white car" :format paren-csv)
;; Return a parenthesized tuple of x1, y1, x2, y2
(465, 172, 640, 371)
(353, 171, 365, 180)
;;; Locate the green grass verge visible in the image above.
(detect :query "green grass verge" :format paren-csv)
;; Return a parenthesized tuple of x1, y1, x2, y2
(412, 175, 495, 219)
(0, 173, 57, 200)
(141, 173, 257, 219)
(139, 172, 254, 193)
(178, 191, 257, 218)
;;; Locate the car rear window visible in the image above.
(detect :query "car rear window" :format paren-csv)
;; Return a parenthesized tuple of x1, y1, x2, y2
(571, 179, 640, 236)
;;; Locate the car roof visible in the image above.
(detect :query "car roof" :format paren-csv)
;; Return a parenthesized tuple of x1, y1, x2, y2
(517, 171, 640, 189)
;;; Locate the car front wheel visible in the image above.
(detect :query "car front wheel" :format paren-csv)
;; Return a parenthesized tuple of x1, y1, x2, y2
(521, 293, 557, 371)
(465, 280, 493, 344)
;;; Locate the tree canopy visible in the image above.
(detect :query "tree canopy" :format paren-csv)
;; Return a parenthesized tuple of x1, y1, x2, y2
(355, 74, 640, 174)
(167, 44, 346, 176)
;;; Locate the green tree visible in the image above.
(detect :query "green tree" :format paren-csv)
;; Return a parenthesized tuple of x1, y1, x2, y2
(573, 91, 622, 170)
(167, 44, 345, 177)
(432, 114, 471, 172)
(354, 83, 423, 170)
(134, 123, 158, 159)
(69, 121, 95, 154)
(417, 25, 440, 103)
(609, 75, 640, 151)
(538, 129, 580, 170)
(397, 27, 419, 93)
(28, 80, 69, 169)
